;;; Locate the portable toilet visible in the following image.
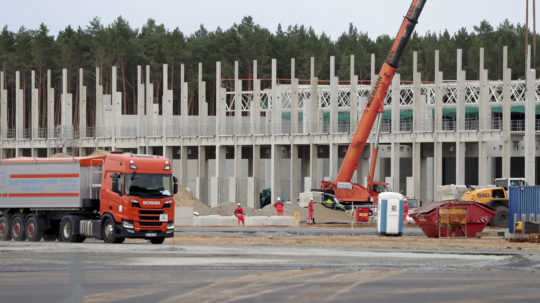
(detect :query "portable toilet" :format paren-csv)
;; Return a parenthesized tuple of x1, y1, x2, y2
(377, 192, 405, 236)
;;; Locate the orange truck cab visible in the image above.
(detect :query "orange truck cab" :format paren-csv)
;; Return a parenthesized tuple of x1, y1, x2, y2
(99, 153, 178, 244)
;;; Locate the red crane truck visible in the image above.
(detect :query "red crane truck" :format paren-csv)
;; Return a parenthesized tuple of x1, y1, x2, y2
(320, 0, 427, 212)
(0, 153, 178, 244)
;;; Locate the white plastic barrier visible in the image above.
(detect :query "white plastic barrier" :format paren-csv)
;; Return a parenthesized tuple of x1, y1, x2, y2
(175, 207, 194, 226)
(193, 215, 298, 227)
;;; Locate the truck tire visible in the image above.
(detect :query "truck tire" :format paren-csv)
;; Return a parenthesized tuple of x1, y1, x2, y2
(0, 216, 11, 241)
(59, 216, 85, 243)
(11, 214, 26, 241)
(491, 206, 509, 227)
(25, 215, 43, 242)
(149, 237, 165, 245)
(103, 218, 125, 244)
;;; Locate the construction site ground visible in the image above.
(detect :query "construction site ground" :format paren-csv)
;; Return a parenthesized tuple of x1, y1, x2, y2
(1, 233, 540, 303)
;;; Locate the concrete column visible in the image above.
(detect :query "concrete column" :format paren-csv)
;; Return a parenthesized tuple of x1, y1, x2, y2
(525, 67, 537, 184)
(502, 46, 512, 179)
(412, 142, 421, 200)
(162, 64, 173, 137)
(309, 75, 319, 134)
(309, 144, 319, 189)
(456, 49, 466, 185)
(181, 64, 189, 137)
(412, 51, 422, 132)
(391, 74, 400, 133)
(136, 66, 145, 138)
(31, 71, 38, 139)
(290, 58, 299, 134)
(271, 59, 280, 134)
(79, 68, 87, 138)
(371, 54, 376, 86)
(111, 66, 121, 143)
(15, 71, 23, 140)
(434, 51, 443, 132)
(145, 65, 154, 136)
(251, 61, 260, 135)
(198, 64, 207, 137)
(213, 145, 225, 207)
(180, 146, 188, 186)
(329, 143, 338, 179)
(270, 144, 281, 204)
(61, 68, 74, 144)
(478, 48, 491, 185)
(351, 75, 359, 129)
(234, 61, 242, 135)
(329, 56, 338, 133)
(214, 62, 221, 136)
(232, 145, 242, 203)
(197, 146, 207, 204)
(350, 54, 358, 130)
(95, 67, 103, 138)
(290, 144, 299, 202)
(248, 145, 261, 208)
(0, 71, 7, 140)
(391, 143, 401, 193)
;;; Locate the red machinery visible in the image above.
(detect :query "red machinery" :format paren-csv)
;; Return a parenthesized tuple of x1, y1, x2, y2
(320, 0, 427, 209)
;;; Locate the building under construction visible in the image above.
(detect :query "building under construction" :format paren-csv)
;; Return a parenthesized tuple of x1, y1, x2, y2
(0, 47, 539, 207)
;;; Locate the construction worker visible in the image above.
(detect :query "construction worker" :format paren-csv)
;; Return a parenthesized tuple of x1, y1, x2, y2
(233, 203, 245, 226)
(308, 199, 314, 224)
(274, 197, 285, 216)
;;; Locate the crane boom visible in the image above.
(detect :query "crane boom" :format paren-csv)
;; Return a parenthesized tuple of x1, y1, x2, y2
(336, 0, 427, 183)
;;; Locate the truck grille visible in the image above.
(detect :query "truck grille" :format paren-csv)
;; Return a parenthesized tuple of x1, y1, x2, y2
(139, 222, 163, 227)
(139, 210, 162, 215)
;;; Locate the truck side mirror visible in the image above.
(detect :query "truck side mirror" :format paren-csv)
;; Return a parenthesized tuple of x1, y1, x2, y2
(173, 176, 178, 195)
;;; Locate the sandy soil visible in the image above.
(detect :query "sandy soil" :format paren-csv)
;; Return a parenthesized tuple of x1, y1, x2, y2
(166, 233, 540, 251)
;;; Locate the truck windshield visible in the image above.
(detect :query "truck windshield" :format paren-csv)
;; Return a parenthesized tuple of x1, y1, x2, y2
(125, 174, 172, 198)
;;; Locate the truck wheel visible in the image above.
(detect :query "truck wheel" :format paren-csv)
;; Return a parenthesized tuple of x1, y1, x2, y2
(11, 214, 26, 241)
(25, 216, 43, 242)
(491, 206, 509, 227)
(59, 217, 85, 243)
(149, 237, 165, 245)
(0, 216, 11, 241)
(103, 218, 125, 244)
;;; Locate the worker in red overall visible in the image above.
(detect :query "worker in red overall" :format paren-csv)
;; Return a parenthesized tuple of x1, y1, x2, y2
(234, 203, 245, 225)
(274, 197, 285, 216)
(403, 199, 409, 225)
(308, 199, 314, 224)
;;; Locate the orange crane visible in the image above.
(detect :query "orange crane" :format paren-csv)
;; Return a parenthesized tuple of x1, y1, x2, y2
(320, 0, 427, 208)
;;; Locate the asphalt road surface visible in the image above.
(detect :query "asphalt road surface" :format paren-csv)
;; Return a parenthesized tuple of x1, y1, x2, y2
(1, 240, 540, 303)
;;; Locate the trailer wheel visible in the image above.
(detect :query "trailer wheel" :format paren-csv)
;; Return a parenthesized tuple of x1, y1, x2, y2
(103, 218, 125, 244)
(11, 215, 26, 241)
(25, 216, 43, 242)
(149, 237, 165, 245)
(0, 216, 11, 241)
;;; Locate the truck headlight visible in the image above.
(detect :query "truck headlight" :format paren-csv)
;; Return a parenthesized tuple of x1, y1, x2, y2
(167, 222, 175, 230)
(122, 220, 134, 229)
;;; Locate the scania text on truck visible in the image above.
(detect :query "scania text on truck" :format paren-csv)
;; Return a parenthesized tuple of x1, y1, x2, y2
(0, 153, 178, 244)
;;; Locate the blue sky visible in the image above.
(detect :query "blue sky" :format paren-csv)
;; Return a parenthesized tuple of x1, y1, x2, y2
(0, 0, 527, 39)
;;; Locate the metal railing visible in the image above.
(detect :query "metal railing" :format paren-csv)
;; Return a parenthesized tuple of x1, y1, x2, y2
(442, 118, 456, 131)
(464, 118, 479, 131)
(400, 119, 413, 132)
(511, 120, 525, 132)
(491, 117, 502, 130)
(381, 120, 391, 133)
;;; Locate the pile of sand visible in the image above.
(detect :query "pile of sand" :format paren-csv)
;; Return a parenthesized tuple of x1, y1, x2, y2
(50, 153, 71, 158)
(90, 149, 110, 156)
(174, 185, 211, 215)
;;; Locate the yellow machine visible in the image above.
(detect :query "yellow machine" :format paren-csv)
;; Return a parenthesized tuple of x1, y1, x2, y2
(461, 178, 527, 227)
